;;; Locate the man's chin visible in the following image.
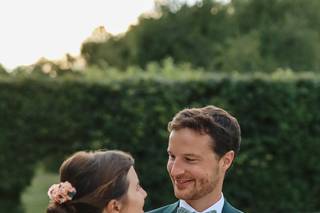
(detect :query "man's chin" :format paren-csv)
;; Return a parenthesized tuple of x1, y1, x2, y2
(174, 189, 192, 200)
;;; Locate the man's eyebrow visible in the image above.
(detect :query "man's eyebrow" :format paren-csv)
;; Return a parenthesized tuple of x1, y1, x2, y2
(167, 152, 201, 158)
(183, 153, 201, 158)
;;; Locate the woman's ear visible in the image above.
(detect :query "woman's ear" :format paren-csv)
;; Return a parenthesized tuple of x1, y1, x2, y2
(104, 199, 122, 213)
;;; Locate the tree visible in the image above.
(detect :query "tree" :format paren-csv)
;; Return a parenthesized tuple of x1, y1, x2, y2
(80, 0, 320, 72)
(233, 0, 320, 71)
(0, 64, 8, 75)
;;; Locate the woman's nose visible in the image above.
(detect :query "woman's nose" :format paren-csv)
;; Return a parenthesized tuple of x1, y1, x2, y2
(142, 187, 147, 198)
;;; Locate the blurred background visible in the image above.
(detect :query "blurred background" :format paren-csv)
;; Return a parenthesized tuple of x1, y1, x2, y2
(1, 0, 320, 212)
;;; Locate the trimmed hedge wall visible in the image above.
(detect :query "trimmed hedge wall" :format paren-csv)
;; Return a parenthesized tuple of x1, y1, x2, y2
(0, 71, 319, 213)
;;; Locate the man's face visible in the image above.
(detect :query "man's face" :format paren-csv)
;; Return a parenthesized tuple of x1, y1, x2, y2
(167, 128, 231, 204)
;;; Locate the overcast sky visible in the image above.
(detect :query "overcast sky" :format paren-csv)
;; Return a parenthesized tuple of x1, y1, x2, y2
(0, 0, 217, 69)
(0, 0, 157, 69)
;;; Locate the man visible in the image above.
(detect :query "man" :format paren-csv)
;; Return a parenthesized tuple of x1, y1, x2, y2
(148, 105, 243, 213)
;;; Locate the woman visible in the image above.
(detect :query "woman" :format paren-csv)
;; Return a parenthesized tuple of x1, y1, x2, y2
(47, 150, 147, 213)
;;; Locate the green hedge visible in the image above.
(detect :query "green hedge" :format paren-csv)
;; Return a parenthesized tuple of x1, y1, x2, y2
(0, 70, 319, 213)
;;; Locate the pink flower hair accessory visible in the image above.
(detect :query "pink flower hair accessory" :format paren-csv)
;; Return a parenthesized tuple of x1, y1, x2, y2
(48, 181, 77, 204)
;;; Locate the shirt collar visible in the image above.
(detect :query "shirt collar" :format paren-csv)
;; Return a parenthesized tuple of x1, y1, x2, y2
(179, 193, 224, 213)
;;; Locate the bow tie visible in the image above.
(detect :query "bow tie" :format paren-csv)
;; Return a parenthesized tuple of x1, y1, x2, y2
(177, 206, 217, 213)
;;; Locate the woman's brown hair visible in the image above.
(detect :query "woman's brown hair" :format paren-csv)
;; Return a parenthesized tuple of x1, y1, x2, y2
(47, 150, 134, 213)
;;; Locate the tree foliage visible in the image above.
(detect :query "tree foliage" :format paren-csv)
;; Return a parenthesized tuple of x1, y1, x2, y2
(81, 0, 320, 72)
(0, 64, 8, 75)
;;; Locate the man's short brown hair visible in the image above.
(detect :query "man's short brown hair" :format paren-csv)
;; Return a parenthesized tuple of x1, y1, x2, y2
(168, 105, 241, 157)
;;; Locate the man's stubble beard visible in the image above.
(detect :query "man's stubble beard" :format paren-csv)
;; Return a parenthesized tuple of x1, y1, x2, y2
(172, 175, 219, 201)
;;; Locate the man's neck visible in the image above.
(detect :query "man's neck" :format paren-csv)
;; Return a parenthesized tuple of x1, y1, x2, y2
(183, 192, 223, 212)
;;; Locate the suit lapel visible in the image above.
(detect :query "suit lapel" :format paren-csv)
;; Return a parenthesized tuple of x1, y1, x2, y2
(222, 200, 231, 213)
(164, 201, 179, 213)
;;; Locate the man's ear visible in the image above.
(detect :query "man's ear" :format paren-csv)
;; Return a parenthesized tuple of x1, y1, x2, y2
(104, 199, 122, 213)
(221, 150, 235, 170)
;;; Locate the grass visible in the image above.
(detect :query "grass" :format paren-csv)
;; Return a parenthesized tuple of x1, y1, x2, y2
(21, 168, 59, 213)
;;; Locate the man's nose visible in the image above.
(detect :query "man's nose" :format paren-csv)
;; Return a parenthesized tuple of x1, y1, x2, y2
(170, 159, 185, 177)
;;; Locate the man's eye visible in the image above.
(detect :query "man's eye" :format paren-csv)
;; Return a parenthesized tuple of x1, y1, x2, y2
(168, 155, 175, 160)
(186, 158, 196, 162)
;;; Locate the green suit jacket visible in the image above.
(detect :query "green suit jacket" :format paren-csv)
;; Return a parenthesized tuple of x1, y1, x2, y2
(146, 200, 243, 213)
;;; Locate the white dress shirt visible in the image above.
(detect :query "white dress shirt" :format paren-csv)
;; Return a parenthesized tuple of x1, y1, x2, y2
(179, 193, 224, 213)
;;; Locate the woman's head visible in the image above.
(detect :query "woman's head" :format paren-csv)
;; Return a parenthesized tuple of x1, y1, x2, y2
(47, 150, 147, 213)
